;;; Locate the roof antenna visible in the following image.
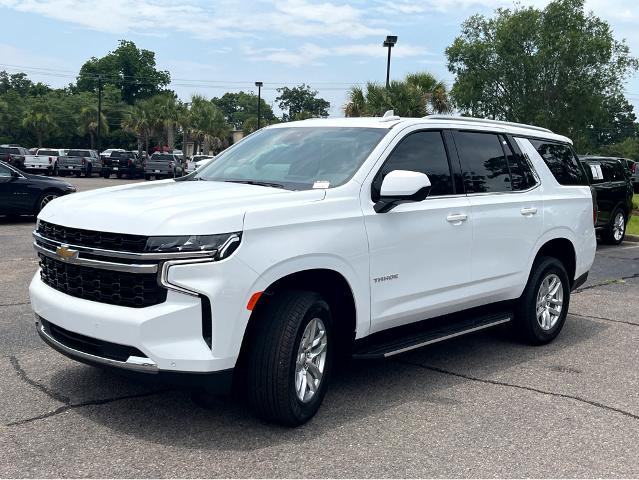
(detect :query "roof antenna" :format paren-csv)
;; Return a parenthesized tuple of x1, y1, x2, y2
(383, 110, 394, 118)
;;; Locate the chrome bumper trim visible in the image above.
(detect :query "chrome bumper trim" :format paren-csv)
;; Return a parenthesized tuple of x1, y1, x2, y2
(36, 321, 159, 374)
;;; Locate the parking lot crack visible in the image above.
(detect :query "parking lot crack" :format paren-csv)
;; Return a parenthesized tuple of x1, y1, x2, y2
(573, 273, 639, 294)
(397, 359, 639, 421)
(572, 313, 639, 327)
(0, 302, 29, 307)
(5, 388, 173, 427)
(9, 356, 70, 405)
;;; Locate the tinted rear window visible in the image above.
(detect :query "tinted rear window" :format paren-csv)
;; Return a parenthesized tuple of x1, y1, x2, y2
(38, 150, 60, 156)
(68, 150, 91, 157)
(454, 131, 512, 193)
(151, 154, 174, 161)
(529, 139, 588, 186)
(0, 147, 20, 154)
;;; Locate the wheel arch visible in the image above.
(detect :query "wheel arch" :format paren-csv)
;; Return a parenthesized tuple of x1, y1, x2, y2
(533, 237, 577, 287)
(34, 187, 65, 214)
(239, 267, 359, 363)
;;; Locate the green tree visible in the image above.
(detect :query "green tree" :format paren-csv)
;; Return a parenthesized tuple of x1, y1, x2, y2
(344, 72, 451, 117)
(190, 95, 229, 155)
(275, 84, 330, 121)
(76, 105, 109, 149)
(21, 101, 57, 147)
(148, 93, 179, 148)
(122, 101, 153, 155)
(212, 91, 276, 130)
(76, 40, 171, 105)
(445, 0, 638, 150)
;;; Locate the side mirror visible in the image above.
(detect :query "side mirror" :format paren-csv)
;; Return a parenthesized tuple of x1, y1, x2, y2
(374, 170, 432, 213)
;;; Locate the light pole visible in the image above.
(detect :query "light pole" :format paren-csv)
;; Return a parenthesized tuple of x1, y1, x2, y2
(383, 35, 397, 88)
(255, 81, 263, 130)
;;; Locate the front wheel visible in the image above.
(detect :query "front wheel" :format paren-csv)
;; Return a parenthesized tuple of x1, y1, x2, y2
(514, 256, 570, 345)
(36, 191, 60, 214)
(601, 209, 626, 245)
(245, 290, 332, 426)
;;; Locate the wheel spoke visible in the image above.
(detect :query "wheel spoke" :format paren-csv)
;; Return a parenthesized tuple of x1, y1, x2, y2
(307, 361, 322, 381)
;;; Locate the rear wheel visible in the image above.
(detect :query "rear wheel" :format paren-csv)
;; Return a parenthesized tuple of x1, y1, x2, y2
(601, 209, 626, 245)
(514, 256, 570, 345)
(245, 290, 332, 426)
(85, 163, 93, 177)
(102, 170, 110, 179)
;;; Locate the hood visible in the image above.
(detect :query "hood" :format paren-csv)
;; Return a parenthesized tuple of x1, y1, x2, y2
(25, 173, 75, 189)
(39, 179, 325, 235)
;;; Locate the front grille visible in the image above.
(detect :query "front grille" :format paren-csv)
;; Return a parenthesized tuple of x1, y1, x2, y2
(41, 318, 146, 362)
(38, 220, 148, 253)
(39, 254, 167, 308)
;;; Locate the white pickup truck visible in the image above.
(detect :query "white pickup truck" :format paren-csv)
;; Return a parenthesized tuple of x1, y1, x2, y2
(23, 148, 66, 176)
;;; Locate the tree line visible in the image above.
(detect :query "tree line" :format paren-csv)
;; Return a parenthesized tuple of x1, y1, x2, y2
(0, 40, 331, 153)
(2, 0, 638, 158)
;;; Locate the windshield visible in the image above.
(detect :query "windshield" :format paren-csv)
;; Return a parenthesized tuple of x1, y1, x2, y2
(68, 150, 91, 156)
(194, 127, 387, 190)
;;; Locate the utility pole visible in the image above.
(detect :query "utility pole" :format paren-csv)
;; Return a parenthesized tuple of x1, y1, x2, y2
(383, 36, 397, 88)
(255, 81, 263, 130)
(97, 74, 103, 153)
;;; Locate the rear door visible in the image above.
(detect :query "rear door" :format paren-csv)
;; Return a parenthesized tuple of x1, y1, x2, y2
(451, 130, 543, 299)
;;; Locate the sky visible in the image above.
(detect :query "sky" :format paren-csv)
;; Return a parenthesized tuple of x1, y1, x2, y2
(1, 0, 638, 118)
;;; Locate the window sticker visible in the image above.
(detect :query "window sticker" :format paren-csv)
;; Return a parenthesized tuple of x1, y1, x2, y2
(590, 163, 603, 180)
(313, 180, 330, 189)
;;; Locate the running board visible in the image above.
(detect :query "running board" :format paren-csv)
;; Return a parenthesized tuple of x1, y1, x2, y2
(353, 310, 512, 360)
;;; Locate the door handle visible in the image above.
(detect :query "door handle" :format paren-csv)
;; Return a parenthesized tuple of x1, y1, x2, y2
(446, 213, 468, 224)
(520, 207, 538, 216)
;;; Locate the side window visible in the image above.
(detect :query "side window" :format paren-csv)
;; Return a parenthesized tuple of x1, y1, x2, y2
(601, 161, 624, 182)
(372, 130, 453, 200)
(454, 131, 511, 193)
(528, 139, 588, 186)
(0, 164, 12, 177)
(502, 135, 536, 191)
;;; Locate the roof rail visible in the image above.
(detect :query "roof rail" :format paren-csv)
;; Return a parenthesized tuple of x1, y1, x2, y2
(424, 115, 553, 134)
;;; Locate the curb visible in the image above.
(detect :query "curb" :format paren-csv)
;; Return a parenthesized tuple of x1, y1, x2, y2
(625, 234, 639, 243)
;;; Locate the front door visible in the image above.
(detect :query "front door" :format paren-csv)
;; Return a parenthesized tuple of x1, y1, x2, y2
(362, 128, 473, 333)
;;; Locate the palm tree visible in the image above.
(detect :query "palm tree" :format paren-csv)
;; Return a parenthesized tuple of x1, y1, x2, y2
(122, 101, 152, 156)
(76, 106, 108, 149)
(22, 104, 57, 147)
(176, 102, 192, 155)
(151, 93, 178, 149)
(190, 95, 229, 155)
(344, 72, 452, 117)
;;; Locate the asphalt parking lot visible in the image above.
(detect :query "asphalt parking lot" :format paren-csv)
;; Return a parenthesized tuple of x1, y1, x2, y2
(1, 177, 638, 477)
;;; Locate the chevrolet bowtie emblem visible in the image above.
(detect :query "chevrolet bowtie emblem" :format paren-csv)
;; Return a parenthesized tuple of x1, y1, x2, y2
(56, 245, 78, 261)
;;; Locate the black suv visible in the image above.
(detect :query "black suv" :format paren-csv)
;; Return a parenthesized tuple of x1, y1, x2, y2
(580, 156, 634, 245)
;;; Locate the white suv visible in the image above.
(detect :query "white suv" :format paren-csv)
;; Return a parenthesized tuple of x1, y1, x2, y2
(30, 115, 596, 425)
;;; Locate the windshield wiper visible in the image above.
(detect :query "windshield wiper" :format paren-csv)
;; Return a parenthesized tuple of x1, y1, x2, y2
(224, 179, 287, 190)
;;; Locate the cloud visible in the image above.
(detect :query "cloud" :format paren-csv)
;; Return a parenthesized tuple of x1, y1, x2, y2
(0, 0, 386, 40)
(247, 41, 429, 66)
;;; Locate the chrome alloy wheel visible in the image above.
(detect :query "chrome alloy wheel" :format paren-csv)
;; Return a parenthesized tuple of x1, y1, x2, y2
(40, 193, 59, 210)
(613, 212, 625, 242)
(536, 273, 564, 331)
(295, 317, 328, 403)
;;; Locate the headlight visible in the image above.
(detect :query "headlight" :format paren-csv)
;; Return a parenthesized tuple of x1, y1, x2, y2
(144, 232, 241, 259)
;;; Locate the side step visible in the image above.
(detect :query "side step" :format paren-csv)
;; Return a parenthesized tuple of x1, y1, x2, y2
(353, 309, 512, 360)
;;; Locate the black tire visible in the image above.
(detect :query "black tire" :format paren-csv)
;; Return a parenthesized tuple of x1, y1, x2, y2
(52, 166, 58, 176)
(74, 171, 82, 177)
(144, 174, 151, 181)
(514, 256, 570, 345)
(58, 171, 67, 177)
(116, 172, 123, 179)
(102, 170, 110, 179)
(601, 209, 626, 245)
(245, 290, 332, 426)
(85, 163, 93, 177)
(35, 191, 61, 215)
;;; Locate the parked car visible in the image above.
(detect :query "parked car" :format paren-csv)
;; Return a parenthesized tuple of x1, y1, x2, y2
(579, 156, 634, 244)
(102, 150, 142, 179)
(144, 152, 184, 180)
(30, 115, 596, 426)
(0, 145, 29, 170)
(186, 155, 215, 173)
(0, 160, 75, 216)
(617, 158, 639, 192)
(56, 149, 99, 177)
(22, 148, 66, 176)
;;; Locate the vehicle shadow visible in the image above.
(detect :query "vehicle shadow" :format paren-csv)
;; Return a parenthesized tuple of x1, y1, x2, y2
(0, 215, 35, 225)
(50, 314, 606, 451)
